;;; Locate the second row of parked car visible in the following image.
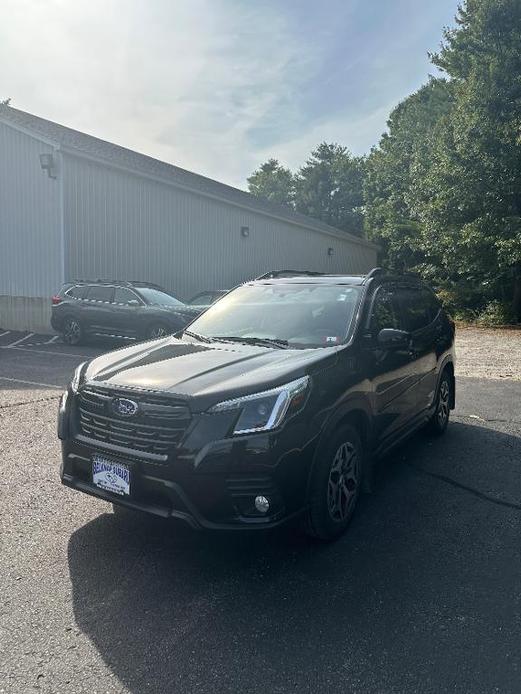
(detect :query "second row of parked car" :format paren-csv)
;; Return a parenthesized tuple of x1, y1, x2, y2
(51, 279, 226, 345)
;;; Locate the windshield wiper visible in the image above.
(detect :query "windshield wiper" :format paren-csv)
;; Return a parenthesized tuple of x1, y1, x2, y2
(184, 330, 214, 343)
(212, 335, 289, 349)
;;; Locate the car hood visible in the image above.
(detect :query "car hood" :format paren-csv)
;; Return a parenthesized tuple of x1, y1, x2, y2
(83, 336, 337, 411)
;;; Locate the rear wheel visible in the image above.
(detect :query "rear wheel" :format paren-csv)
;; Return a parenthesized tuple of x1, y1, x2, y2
(305, 424, 363, 541)
(427, 370, 452, 435)
(62, 317, 83, 345)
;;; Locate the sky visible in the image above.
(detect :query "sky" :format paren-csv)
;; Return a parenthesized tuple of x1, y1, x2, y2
(0, 0, 459, 189)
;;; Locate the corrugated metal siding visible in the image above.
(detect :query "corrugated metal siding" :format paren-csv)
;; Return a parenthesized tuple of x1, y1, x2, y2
(63, 155, 376, 299)
(0, 122, 63, 296)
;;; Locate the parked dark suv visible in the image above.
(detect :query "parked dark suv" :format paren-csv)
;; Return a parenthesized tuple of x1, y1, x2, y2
(58, 269, 455, 540)
(51, 280, 199, 344)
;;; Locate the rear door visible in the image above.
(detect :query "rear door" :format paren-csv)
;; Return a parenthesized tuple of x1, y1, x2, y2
(366, 284, 418, 442)
(82, 285, 115, 333)
(396, 286, 439, 415)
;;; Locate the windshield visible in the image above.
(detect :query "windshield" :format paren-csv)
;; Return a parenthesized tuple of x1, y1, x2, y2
(186, 283, 362, 348)
(139, 287, 185, 307)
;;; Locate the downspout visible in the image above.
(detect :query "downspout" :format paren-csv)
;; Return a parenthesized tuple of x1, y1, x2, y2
(56, 147, 66, 286)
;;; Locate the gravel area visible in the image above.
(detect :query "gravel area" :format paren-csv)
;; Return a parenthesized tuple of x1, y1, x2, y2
(456, 326, 521, 380)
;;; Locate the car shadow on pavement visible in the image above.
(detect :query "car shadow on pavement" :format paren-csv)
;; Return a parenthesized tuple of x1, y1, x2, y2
(67, 421, 521, 694)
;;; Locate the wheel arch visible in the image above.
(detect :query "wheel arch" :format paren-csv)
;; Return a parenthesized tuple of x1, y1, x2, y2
(306, 399, 374, 499)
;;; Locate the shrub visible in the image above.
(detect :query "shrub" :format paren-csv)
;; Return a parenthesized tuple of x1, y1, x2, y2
(475, 300, 515, 327)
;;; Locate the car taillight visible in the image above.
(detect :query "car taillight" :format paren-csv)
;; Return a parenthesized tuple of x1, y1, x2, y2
(52, 295, 63, 305)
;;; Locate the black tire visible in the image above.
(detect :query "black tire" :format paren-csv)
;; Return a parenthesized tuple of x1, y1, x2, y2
(427, 370, 452, 435)
(61, 316, 83, 345)
(305, 424, 363, 541)
(145, 323, 172, 340)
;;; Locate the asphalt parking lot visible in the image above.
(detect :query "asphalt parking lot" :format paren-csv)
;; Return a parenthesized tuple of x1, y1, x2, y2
(1, 332, 521, 693)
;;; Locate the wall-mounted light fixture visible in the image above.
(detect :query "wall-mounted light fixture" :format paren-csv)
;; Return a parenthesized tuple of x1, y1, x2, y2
(39, 152, 57, 179)
(241, 226, 250, 238)
(328, 247, 334, 256)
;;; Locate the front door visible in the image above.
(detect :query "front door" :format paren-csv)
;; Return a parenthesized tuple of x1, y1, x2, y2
(396, 286, 439, 415)
(365, 284, 418, 444)
(83, 285, 116, 334)
(111, 287, 145, 338)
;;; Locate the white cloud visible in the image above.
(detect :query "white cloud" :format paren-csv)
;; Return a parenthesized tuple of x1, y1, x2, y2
(0, 0, 319, 187)
(255, 101, 395, 172)
(1, 0, 429, 189)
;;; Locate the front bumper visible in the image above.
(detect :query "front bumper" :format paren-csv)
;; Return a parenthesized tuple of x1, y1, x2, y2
(59, 393, 317, 531)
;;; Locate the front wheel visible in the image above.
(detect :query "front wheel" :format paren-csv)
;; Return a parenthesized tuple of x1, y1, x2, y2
(62, 317, 83, 345)
(146, 323, 171, 340)
(305, 424, 363, 541)
(427, 371, 452, 435)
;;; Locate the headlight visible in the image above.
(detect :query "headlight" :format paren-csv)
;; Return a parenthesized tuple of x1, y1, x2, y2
(209, 376, 309, 435)
(70, 361, 88, 393)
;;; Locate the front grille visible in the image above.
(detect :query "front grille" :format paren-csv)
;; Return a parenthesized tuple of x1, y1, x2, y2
(76, 387, 191, 455)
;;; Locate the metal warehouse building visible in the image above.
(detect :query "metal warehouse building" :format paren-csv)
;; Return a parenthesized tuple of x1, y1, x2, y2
(0, 106, 377, 332)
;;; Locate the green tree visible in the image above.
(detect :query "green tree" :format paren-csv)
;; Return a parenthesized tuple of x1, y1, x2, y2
(424, 0, 521, 320)
(365, 0, 521, 321)
(295, 143, 365, 236)
(364, 78, 453, 270)
(247, 158, 295, 207)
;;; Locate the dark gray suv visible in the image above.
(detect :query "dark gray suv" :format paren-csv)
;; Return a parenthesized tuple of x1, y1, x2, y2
(51, 280, 199, 344)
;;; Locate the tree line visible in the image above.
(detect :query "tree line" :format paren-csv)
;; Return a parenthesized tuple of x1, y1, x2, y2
(247, 0, 521, 324)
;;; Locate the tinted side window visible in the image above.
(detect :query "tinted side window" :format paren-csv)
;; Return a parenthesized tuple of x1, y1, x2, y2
(66, 286, 88, 300)
(114, 288, 139, 305)
(87, 286, 114, 302)
(371, 287, 402, 332)
(398, 288, 432, 332)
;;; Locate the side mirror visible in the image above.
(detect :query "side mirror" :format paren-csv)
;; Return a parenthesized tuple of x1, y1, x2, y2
(377, 328, 410, 350)
(128, 299, 140, 306)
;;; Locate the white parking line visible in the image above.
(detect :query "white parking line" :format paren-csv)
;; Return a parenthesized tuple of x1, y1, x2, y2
(46, 335, 59, 344)
(0, 345, 93, 358)
(0, 330, 11, 338)
(0, 375, 62, 390)
(6, 332, 34, 348)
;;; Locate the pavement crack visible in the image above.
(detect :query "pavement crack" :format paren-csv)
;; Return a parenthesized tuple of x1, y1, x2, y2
(0, 395, 59, 410)
(403, 461, 521, 511)
(454, 413, 521, 424)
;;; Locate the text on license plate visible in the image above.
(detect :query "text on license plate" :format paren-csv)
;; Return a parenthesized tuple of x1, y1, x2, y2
(92, 455, 130, 496)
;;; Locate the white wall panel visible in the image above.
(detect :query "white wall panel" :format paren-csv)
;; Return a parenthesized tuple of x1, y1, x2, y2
(0, 122, 63, 297)
(63, 155, 377, 300)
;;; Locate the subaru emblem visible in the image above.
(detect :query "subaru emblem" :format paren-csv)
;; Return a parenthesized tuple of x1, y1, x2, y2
(112, 397, 139, 417)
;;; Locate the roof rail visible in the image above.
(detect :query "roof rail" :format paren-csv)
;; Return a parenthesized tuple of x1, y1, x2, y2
(362, 267, 384, 283)
(71, 278, 134, 286)
(255, 269, 325, 280)
(361, 267, 424, 285)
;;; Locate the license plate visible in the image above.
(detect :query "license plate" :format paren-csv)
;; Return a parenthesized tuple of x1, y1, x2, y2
(92, 454, 130, 496)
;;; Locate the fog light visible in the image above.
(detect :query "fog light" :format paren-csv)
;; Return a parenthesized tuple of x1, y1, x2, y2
(254, 495, 270, 514)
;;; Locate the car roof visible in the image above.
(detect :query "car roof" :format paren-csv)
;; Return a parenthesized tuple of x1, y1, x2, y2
(66, 279, 165, 290)
(252, 268, 423, 287)
(253, 275, 367, 286)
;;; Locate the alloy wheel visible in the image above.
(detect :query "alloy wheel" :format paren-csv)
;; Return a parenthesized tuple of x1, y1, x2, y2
(437, 379, 450, 426)
(149, 325, 168, 339)
(327, 441, 359, 522)
(64, 319, 81, 344)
